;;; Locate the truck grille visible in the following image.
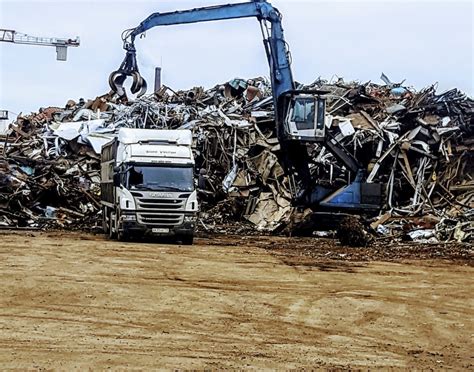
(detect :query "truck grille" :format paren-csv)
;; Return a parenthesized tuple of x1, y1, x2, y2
(137, 212, 183, 226)
(137, 198, 184, 210)
(134, 194, 188, 227)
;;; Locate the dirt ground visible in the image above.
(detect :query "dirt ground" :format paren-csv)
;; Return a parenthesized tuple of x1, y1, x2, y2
(0, 231, 473, 369)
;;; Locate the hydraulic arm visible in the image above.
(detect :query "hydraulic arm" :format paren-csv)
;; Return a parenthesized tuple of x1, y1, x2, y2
(109, 0, 381, 211)
(109, 0, 316, 196)
(109, 1, 294, 125)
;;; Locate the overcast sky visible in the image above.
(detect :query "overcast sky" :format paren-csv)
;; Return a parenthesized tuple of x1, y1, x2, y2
(0, 0, 472, 116)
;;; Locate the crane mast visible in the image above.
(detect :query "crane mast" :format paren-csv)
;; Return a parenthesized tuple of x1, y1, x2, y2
(0, 29, 80, 61)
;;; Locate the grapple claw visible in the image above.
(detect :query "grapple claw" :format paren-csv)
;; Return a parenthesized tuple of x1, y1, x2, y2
(136, 78, 147, 98)
(109, 70, 127, 97)
(108, 46, 147, 97)
(130, 72, 148, 97)
(130, 71, 143, 94)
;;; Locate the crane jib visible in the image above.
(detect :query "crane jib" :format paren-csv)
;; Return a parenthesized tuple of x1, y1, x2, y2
(108, 0, 294, 104)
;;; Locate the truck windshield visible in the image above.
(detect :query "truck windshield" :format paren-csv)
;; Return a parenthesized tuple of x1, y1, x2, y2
(127, 165, 194, 191)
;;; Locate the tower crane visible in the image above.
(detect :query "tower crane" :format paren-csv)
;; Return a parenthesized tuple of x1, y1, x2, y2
(0, 29, 80, 61)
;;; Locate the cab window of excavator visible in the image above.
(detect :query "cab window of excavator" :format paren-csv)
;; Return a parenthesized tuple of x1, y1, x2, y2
(291, 98, 315, 130)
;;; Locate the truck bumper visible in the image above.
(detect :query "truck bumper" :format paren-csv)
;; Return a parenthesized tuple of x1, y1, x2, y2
(120, 216, 195, 238)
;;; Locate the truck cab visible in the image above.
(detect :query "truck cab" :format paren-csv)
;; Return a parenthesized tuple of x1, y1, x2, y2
(101, 128, 198, 243)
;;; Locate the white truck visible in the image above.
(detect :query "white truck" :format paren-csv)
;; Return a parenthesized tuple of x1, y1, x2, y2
(101, 128, 198, 243)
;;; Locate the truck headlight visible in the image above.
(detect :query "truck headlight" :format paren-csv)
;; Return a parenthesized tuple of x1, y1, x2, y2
(184, 215, 196, 222)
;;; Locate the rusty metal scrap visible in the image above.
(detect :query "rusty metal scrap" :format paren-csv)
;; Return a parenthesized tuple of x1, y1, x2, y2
(0, 74, 472, 242)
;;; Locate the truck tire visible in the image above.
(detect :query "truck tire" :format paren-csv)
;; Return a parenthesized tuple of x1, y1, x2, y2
(109, 211, 117, 239)
(117, 227, 129, 242)
(102, 207, 108, 234)
(180, 235, 194, 245)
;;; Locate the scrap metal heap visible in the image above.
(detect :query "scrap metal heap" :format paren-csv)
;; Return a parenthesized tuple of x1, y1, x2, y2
(0, 74, 473, 242)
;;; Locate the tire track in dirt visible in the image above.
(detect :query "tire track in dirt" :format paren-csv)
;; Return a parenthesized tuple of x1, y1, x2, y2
(0, 231, 473, 369)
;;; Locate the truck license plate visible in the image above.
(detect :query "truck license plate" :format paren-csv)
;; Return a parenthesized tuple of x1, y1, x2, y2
(152, 228, 169, 234)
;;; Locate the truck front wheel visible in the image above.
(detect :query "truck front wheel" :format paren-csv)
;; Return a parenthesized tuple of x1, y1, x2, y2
(109, 211, 117, 239)
(102, 207, 108, 234)
(117, 227, 129, 242)
(179, 235, 194, 245)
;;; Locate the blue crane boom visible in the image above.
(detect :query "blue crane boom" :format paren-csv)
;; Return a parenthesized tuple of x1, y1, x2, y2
(111, 0, 295, 134)
(108, 0, 382, 211)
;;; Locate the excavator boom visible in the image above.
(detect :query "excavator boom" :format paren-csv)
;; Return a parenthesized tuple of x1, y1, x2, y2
(108, 0, 381, 211)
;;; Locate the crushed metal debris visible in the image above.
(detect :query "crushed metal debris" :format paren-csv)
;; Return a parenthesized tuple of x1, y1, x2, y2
(1, 74, 472, 243)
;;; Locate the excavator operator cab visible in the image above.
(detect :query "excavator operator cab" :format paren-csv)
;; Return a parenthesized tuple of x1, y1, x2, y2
(285, 92, 327, 142)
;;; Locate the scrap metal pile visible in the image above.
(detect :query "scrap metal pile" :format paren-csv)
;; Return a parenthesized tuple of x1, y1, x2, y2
(1, 74, 472, 242)
(0, 107, 102, 229)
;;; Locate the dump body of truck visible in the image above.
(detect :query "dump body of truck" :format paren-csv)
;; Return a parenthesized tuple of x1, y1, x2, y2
(101, 128, 198, 243)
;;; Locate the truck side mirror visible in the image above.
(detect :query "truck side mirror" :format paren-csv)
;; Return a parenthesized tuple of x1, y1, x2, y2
(113, 173, 121, 187)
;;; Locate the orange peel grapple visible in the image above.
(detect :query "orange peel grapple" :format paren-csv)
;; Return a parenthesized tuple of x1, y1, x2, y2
(109, 45, 147, 98)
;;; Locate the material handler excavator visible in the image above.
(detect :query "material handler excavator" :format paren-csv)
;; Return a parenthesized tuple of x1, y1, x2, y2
(108, 0, 381, 212)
